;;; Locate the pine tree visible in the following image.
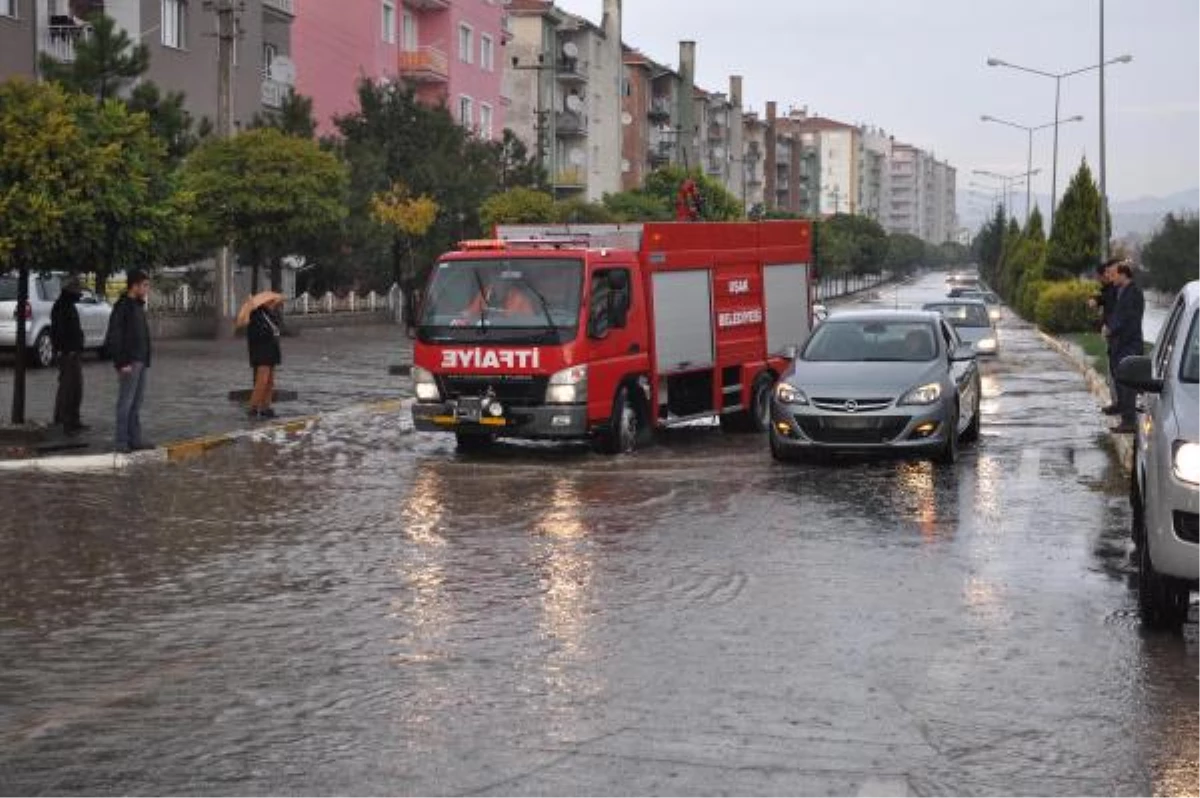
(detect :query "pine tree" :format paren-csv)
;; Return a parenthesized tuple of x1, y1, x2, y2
(39, 13, 149, 102)
(1047, 159, 1110, 279)
(1024, 206, 1046, 243)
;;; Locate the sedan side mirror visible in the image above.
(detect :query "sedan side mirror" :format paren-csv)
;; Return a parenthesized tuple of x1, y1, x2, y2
(951, 344, 976, 362)
(1115, 355, 1163, 393)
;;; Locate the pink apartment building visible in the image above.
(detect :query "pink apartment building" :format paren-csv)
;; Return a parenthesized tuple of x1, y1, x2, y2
(294, 0, 508, 139)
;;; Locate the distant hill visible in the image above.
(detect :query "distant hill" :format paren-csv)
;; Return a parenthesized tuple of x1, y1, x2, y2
(958, 187, 1198, 237)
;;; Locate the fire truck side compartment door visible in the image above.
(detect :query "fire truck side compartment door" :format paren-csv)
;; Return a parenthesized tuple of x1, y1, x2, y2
(764, 263, 812, 356)
(652, 269, 714, 373)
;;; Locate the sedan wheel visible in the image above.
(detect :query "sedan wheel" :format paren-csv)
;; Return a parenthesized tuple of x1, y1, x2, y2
(31, 330, 54, 368)
(934, 404, 959, 466)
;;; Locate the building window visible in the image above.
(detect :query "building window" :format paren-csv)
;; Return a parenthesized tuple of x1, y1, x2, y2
(262, 42, 277, 79)
(479, 103, 493, 140)
(480, 33, 493, 72)
(382, 1, 395, 44)
(458, 23, 473, 64)
(458, 95, 473, 128)
(0, 0, 17, 19)
(161, 0, 186, 49)
(401, 9, 417, 51)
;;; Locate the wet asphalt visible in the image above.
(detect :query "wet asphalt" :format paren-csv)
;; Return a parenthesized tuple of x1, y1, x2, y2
(0, 273, 1195, 796)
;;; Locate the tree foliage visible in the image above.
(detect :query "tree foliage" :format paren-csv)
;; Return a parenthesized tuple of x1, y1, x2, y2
(180, 128, 348, 292)
(885, 233, 926, 274)
(39, 13, 149, 102)
(1047, 159, 1109, 279)
(251, 90, 318, 140)
(1141, 213, 1199, 294)
(817, 213, 888, 276)
(371, 180, 440, 285)
(642, 166, 743, 221)
(480, 188, 556, 229)
(602, 190, 674, 222)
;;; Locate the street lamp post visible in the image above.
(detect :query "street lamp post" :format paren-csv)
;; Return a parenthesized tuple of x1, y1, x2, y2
(980, 114, 1083, 225)
(986, 53, 1131, 230)
(972, 169, 1039, 221)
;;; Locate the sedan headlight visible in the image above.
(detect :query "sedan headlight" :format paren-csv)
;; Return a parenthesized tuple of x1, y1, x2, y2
(775, 382, 808, 405)
(989, 308, 1001, 321)
(1173, 441, 1200, 484)
(546, 365, 588, 404)
(899, 382, 942, 405)
(976, 337, 997, 352)
(412, 366, 441, 402)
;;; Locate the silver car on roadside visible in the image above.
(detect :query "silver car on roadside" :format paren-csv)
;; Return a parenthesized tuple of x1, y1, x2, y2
(1117, 280, 1198, 630)
(770, 310, 981, 465)
(923, 299, 999, 357)
(0, 272, 112, 367)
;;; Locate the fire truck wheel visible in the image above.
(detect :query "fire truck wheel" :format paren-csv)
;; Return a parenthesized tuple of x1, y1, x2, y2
(455, 432, 495, 452)
(596, 385, 641, 455)
(720, 373, 774, 433)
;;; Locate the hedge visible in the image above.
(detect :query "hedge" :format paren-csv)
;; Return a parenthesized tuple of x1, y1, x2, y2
(1034, 280, 1100, 334)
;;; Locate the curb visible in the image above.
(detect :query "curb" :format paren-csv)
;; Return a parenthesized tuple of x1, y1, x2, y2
(0, 398, 413, 472)
(1037, 330, 1134, 472)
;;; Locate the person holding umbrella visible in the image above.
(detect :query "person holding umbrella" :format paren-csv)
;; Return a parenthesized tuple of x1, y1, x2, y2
(237, 291, 284, 420)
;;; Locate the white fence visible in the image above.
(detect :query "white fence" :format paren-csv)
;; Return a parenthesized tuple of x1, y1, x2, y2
(145, 284, 404, 322)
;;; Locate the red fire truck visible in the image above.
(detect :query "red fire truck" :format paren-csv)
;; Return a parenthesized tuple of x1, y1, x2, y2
(410, 221, 815, 453)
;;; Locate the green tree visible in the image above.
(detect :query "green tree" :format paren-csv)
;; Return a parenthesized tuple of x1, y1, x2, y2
(886, 233, 926, 275)
(39, 13, 149, 102)
(1047, 159, 1109, 279)
(1024, 205, 1046, 243)
(371, 180, 440, 286)
(0, 80, 109, 423)
(126, 81, 200, 166)
(479, 187, 556, 229)
(552, 198, 616, 224)
(1141, 213, 1199, 294)
(251, 90, 318, 140)
(602, 190, 673, 222)
(495, 129, 546, 190)
(180, 128, 349, 294)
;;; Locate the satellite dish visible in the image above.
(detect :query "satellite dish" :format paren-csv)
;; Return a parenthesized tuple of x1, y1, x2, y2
(713, 146, 726, 159)
(621, 159, 631, 173)
(269, 55, 295, 84)
(620, 111, 633, 126)
(562, 41, 579, 59)
(569, 149, 585, 166)
(565, 94, 584, 113)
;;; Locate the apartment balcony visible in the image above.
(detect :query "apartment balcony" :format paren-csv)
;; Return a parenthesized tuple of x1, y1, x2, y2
(263, 0, 294, 17)
(553, 168, 586, 188)
(556, 56, 588, 83)
(403, 0, 451, 9)
(41, 21, 90, 63)
(648, 142, 673, 167)
(555, 110, 587, 137)
(706, 158, 724, 176)
(708, 122, 725, 141)
(648, 96, 672, 122)
(261, 78, 292, 109)
(398, 47, 449, 83)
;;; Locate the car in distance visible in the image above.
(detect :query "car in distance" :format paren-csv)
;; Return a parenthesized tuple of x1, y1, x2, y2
(769, 310, 982, 465)
(923, 299, 999, 357)
(0, 272, 112, 367)
(1117, 280, 1198, 630)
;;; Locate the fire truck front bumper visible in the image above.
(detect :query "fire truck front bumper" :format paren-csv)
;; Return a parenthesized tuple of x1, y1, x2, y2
(412, 401, 590, 439)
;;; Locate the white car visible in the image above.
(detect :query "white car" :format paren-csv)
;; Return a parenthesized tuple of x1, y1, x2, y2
(0, 272, 113, 367)
(1118, 280, 1198, 630)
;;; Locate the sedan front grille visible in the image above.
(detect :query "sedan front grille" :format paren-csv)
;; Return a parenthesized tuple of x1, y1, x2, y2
(795, 415, 911, 444)
(810, 397, 894, 413)
(1174, 511, 1199, 544)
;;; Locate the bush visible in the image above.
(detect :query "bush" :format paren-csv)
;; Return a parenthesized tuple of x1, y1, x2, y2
(1016, 278, 1049, 321)
(552, 198, 615, 224)
(1034, 280, 1099, 334)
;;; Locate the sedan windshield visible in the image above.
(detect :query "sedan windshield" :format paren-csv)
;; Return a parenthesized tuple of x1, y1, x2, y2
(803, 320, 939, 362)
(924, 303, 991, 328)
(419, 258, 583, 343)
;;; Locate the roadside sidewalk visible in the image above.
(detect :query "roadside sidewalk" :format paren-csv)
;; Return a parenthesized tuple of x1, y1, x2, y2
(1039, 330, 1135, 471)
(0, 324, 414, 459)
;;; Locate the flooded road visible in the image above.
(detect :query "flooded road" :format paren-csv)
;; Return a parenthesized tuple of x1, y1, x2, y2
(0, 274, 1195, 796)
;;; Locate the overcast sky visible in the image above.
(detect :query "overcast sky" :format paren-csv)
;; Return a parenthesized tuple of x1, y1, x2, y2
(553, 0, 1199, 207)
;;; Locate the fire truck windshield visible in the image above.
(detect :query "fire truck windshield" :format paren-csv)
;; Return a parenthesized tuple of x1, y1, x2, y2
(418, 258, 585, 344)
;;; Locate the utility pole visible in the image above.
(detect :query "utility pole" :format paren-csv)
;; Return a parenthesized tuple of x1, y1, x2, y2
(211, 0, 238, 335)
(1098, 0, 1110, 263)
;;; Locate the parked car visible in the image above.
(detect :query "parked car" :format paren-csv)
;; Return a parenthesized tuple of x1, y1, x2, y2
(0, 272, 112, 367)
(954, 289, 1003, 321)
(1117, 280, 1198, 630)
(923, 299, 999, 356)
(769, 310, 981, 465)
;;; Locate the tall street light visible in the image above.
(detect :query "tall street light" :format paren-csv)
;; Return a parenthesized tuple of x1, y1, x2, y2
(986, 52, 1132, 231)
(980, 114, 1083, 226)
(973, 169, 1040, 216)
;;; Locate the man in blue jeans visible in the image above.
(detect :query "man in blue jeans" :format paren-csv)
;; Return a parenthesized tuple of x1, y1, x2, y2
(104, 270, 154, 453)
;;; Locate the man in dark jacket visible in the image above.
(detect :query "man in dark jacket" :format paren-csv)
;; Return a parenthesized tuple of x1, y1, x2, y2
(1105, 263, 1145, 434)
(51, 276, 86, 434)
(1090, 257, 1122, 413)
(104, 270, 153, 453)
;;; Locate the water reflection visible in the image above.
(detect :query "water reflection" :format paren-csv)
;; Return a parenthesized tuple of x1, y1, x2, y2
(893, 460, 940, 541)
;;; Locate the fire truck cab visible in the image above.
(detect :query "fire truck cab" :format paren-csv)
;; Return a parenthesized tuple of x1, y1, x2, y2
(411, 221, 815, 453)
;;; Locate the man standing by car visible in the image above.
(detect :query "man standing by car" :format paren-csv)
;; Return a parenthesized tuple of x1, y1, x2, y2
(50, 276, 86, 435)
(104, 270, 153, 453)
(1090, 257, 1122, 414)
(1106, 263, 1145, 434)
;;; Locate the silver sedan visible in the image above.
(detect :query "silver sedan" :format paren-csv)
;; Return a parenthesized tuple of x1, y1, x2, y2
(770, 310, 982, 465)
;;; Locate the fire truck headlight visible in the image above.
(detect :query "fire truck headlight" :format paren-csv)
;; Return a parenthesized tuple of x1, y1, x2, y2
(546, 365, 589, 404)
(412, 366, 441, 402)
